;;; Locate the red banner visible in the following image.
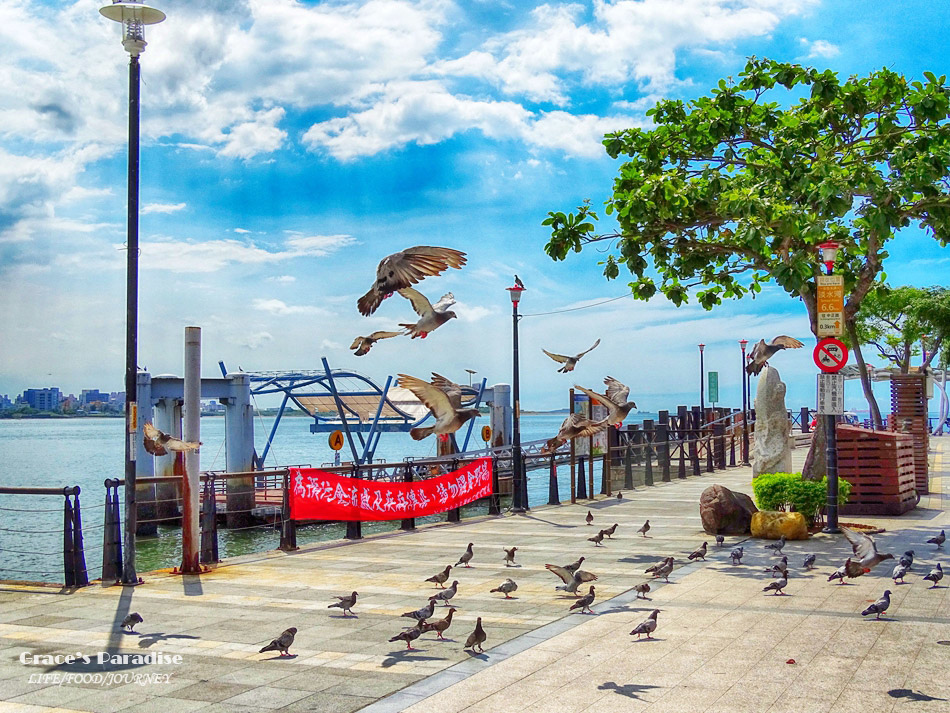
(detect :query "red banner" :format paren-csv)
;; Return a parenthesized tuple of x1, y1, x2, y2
(289, 458, 493, 521)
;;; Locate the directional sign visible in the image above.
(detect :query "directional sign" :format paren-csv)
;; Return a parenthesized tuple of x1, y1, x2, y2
(328, 430, 345, 451)
(817, 274, 844, 336)
(817, 373, 845, 415)
(814, 337, 849, 373)
(708, 371, 719, 404)
(481, 425, 492, 443)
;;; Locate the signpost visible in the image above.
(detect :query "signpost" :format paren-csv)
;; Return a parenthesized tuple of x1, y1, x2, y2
(707, 372, 719, 406)
(813, 337, 849, 373)
(329, 429, 344, 466)
(481, 425, 492, 444)
(817, 275, 844, 337)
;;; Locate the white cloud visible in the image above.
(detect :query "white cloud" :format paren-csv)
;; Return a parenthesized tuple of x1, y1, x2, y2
(218, 107, 287, 159)
(252, 298, 328, 316)
(233, 228, 251, 234)
(798, 37, 840, 59)
(268, 275, 296, 283)
(142, 202, 187, 215)
(237, 331, 274, 349)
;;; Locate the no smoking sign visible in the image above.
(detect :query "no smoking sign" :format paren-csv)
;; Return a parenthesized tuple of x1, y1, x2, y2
(813, 337, 848, 373)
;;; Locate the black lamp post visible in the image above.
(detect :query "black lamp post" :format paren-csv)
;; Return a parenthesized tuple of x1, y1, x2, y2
(507, 282, 527, 512)
(739, 339, 749, 465)
(698, 343, 705, 415)
(818, 241, 842, 534)
(100, 0, 165, 585)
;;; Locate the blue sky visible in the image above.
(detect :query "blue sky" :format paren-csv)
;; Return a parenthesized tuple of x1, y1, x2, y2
(1, 0, 948, 413)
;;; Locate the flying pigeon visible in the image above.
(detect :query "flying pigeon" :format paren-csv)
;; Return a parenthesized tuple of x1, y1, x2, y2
(803, 554, 816, 570)
(634, 582, 651, 599)
(892, 563, 908, 584)
(745, 336, 805, 375)
(456, 543, 474, 568)
(120, 612, 143, 632)
(327, 591, 358, 616)
(637, 520, 651, 538)
(398, 288, 457, 339)
(490, 578, 518, 599)
(569, 585, 596, 614)
(398, 373, 480, 441)
(401, 598, 437, 622)
(541, 413, 609, 454)
(630, 610, 659, 639)
(464, 617, 487, 653)
(504, 547, 518, 567)
(259, 627, 297, 656)
(688, 542, 707, 561)
(715, 535, 725, 547)
(542, 339, 601, 373)
(545, 560, 596, 586)
(574, 377, 637, 429)
(842, 526, 894, 575)
(433, 580, 459, 606)
(350, 331, 402, 356)
(389, 620, 425, 650)
(828, 560, 850, 584)
(764, 536, 786, 554)
(556, 570, 599, 595)
(422, 608, 456, 640)
(924, 563, 944, 588)
(763, 574, 788, 595)
(927, 530, 946, 548)
(425, 565, 452, 588)
(861, 590, 891, 619)
(586, 511, 594, 526)
(900, 550, 915, 569)
(589, 531, 606, 547)
(143, 422, 200, 456)
(730, 547, 744, 565)
(357, 246, 466, 316)
(602, 523, 618, 539)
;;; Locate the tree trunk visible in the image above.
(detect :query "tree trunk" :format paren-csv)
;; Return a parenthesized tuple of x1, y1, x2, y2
(846, 318, 883, 429)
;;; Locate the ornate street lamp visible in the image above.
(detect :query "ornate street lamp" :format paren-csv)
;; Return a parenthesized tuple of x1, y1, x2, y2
(507, 282, 527, 512)
(818, 241, 840, 275)
(100, 0, 165, 585)
(739, 339, 749, 465)
(465, 369, 477, 387)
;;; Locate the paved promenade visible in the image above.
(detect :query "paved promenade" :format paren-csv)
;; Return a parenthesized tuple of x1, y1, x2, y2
(0, 440, 948, 713)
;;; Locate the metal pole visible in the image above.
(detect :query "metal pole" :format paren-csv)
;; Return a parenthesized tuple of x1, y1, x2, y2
(699, 345, 705, 414)
(511, 298, 526, 512)
(121, 54, 141, 586)
(823, 414, 840, 533)
(740, 344, 750, 465)
(180, 326, 201, 573)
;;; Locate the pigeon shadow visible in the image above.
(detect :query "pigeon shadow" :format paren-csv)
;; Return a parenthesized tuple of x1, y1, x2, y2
(598, 681, 660, 700)
(381, 650, 444, 668)
(504, 564, 523, 568)
(137, 633, 200, 649)
(463, 650, 489, 659)
(495, 597, 519, 600)
(862, 617, 896, 622)
(328, 614, 359, 619)
(630, 637, 664, 643)
(260, 653, 298, 660)
(888, 689, 948, 702)
(521, 514, 577, 529)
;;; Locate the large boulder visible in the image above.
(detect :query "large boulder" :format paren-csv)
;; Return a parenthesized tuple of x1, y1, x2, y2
(752, 367, 792, 477)
(751, 511, 809, 540)
(700, 484, 758, 535)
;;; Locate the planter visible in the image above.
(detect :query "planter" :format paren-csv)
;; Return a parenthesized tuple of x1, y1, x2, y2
(836, 425, 916, 516)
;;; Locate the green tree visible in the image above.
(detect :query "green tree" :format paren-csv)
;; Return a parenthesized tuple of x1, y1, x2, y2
(544, 58, 950, 475)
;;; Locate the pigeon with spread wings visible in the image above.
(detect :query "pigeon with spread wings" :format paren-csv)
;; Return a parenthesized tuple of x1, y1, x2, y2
(542, 339, 601, 373)
(143, 422, 201, 457)
(349, 331, 403, 356)
(541, 412, 609, 453)
(746, 336, 804, 375)
(574, 377, 637, 429)
(357, 246, 466, 316)
(398, 373, 480, 441)
(398, 288, 457, 339)
(840, 526, 894, 577)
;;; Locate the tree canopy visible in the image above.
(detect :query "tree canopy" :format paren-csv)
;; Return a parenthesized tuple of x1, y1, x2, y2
(543, 57, 950, 333)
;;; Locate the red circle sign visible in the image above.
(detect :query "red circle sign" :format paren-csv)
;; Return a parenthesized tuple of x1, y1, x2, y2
(814, 338, 849, 373)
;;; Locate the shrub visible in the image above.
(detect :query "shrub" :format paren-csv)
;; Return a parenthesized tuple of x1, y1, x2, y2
(752, 473, 851, 526)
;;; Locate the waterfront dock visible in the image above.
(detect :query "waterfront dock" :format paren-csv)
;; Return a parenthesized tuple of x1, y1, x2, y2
(1, 441, 948, 713)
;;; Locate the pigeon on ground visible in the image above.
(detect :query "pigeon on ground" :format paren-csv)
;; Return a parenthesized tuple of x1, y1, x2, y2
(828, 561, 850, 584)
(556, 570, 599, 596)
(634, 582, 651, 599)
(842, 526, 894, 575)
(715, 535, 725, 547)
(464, 617, 487, 653)
(542, 339, 601, 373)
(589, 531, 606, 547)
(574, 377, 637, 429)
(389, 620, 425, 650)
(586, 510, 594, 526)
(763, 574, 789, 595)
(688, 542, 707, 561)
(425, 565, 452, 588)
(491, 578, 518, 599)
(645, 556, 674, 574)
(927, 530, 946, 548)
(398, 374, 480, 441)
(402, 598, 437, 622)
(357, 246, 466, 316)
(259, 627, 297, 656)
(546, 560, 596, 585)
(143, 422, 200, 456)
(892, 563, 908, 584)
(803, 554, 816, 570)
(504, 547, 518, 567)
(422, 608, 456, 640)
(541, 413, 609, 454)
(765, 557, 788, 577)
(433, 580, 459, 606)
(900, 550, 915, 569)
(730, 547, 744, 565)
(745, 336, 805, 375)
(764, 535, 786, 555)
(602, 523, 618, 539)
(651, 559, 674, 582)
(327, 591, 358, 616)
(398, 288, 457, 339)
(617, 492, 623, 500)
(120, 613, 143, 632)
(630, 610, 660, 639)
(349, 331, 402, 356)
(924, 563, 944, 588)
(570, 585, 596, 614)
(637, 520, 651, 538)
(456, 543, 474, 568)
(862, 590, 892, 619)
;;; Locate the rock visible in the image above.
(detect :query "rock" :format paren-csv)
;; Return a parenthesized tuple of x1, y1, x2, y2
(752, 367, 792, 478)
(700, 485, 758, 535)
(751, 511, 809, 540)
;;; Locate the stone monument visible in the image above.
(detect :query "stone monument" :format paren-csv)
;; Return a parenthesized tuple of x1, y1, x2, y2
(752, 366, 792, 477)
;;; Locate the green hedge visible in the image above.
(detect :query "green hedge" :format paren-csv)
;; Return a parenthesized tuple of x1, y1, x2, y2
(751, 473, 851, 526)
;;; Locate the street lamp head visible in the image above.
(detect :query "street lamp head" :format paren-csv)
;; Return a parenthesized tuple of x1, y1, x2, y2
(100, 1, 165, 56)
(507, 285, 525, 305)
(698, 343, 705, 352)
(739, 339, 748, 350)
(818, 241, 840, 275)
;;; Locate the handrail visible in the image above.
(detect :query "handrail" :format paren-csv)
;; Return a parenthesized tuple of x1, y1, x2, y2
(0, 485, 80, 496)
